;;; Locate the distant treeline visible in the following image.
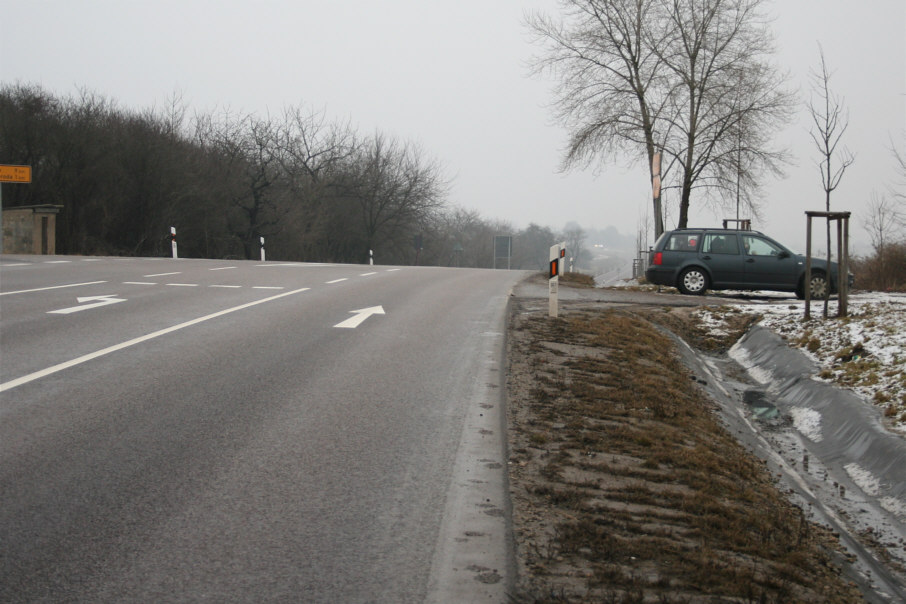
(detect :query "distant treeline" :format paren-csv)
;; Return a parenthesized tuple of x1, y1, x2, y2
(0, 83, 587, 269)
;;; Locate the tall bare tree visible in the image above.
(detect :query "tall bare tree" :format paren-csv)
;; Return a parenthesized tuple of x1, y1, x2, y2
(528, 0, 793, 234)
(196, 111, 287, 259)
(338, 133, 447, 263)
(808, 46, 854, 315)
(528, 0, 671, 236)
(655, 0, 793, 226)
(809, 46, 855, 215)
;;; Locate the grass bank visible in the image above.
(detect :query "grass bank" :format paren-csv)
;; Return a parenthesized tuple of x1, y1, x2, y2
(506, 298, 863, 603)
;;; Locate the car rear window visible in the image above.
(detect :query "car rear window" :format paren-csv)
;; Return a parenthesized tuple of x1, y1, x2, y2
(666, 232, 701, 251)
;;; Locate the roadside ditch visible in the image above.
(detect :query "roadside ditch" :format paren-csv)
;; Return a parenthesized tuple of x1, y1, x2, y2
(504, 290, 901, 602)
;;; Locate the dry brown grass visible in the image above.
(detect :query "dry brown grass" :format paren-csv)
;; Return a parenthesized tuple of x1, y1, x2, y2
(506, 300, 863, 603)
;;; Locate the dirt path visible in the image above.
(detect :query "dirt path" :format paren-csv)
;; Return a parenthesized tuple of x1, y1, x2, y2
(505, 296, 865, 603)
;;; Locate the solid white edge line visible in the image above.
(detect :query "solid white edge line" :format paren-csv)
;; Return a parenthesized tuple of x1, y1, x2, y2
(0, 287, 311, 393)
(0, 281, 108, 296)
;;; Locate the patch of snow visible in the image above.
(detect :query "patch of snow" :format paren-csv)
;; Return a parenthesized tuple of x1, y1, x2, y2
(790, 407, 824, 442)
(699, 292, 906, 431)
(728, 343, 776, 386)
(844, 462, 882, 497)
(880, 496, 906, 519)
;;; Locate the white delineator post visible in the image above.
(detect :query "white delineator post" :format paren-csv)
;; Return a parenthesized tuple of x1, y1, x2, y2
(170, 227, 178, 259)
(549, 243, 560, 318)
(369, 249, 374, 266)
(260, 236, 266, 262)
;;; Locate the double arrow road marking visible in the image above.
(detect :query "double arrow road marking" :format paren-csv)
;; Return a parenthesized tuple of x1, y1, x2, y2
(48, 295, 127, 314)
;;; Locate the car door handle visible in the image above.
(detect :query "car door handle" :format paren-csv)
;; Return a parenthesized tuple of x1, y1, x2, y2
(746, 258, 755, 263)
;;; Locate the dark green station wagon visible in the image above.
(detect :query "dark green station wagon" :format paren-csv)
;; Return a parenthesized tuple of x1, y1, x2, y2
(645, 228, 851, 298)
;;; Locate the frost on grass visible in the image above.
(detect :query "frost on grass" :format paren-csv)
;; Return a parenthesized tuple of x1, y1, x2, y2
(698, 293, 906, 432)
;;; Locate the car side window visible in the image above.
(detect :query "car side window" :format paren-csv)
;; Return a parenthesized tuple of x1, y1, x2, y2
(742, 236, 782, 256)
(703, 234, 739, 255)
(667, 233, 701, 251)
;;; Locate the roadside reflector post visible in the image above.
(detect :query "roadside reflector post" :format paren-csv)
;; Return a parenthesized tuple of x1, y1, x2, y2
(170, 227, 178, 259)
(369, 249, 374, 266)
(260, 236, 266, 262)
(549, 243, 561, 318)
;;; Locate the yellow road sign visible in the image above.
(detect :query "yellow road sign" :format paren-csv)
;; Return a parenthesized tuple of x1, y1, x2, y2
(0, 165, 32, 183)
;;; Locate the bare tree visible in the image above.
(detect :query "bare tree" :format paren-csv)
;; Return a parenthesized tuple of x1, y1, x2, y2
(273, 105, 358, 260)
(195, 111, 288, 259)
(338, 133, 448, 263)
(889, 133, 906, 228)
(865, 192, 900, 250)
(528, 0, 671, 236)
(562, 222, 586, 270)
(528, 0, 793, 235)
(808, 45, 854, 315)
(809, 46, 855, 215)
(654, 0, 793, 226)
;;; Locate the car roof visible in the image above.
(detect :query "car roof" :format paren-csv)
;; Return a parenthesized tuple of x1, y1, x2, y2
(668, 228, 766, 236)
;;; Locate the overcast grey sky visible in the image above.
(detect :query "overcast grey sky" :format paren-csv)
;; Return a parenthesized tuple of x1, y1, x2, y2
(1, 0, 903, 254)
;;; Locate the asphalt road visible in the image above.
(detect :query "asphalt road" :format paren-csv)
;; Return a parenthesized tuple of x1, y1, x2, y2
(0, 255, 527, 603)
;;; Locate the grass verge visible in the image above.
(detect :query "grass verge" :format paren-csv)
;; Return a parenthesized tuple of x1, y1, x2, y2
(506, 299, 863, 603)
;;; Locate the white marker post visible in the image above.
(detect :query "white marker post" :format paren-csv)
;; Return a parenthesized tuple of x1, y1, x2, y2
(260, 236, 266, 262)
(170, 227, 178, 259)
(549, 243, 560, 318)
(369, 249, 374, 266)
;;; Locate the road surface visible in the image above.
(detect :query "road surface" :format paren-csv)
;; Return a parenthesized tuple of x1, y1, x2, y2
(0, 255, 526, 603)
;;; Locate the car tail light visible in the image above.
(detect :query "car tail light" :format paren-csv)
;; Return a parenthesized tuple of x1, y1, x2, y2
(652, 252, 663, 265)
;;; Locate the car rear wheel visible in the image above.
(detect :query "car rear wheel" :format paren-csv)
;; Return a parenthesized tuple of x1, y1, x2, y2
(796, 271, 829, 299)
(677, 267, 708, 295)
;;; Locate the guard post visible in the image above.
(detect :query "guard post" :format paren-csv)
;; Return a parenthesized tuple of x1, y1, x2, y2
(549, 242, 563, 318)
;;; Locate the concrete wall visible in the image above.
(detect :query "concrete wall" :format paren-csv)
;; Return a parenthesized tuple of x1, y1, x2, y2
(1, 205, 62, 255)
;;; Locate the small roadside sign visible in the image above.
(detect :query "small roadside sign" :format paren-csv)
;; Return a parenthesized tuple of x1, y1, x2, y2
(0, 165, 32, 183)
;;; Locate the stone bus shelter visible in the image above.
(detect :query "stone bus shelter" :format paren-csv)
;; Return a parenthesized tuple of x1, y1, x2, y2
(1, 205, 63, 255)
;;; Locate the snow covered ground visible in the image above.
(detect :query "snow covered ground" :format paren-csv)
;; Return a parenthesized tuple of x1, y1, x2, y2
(695, 292, 906, 433)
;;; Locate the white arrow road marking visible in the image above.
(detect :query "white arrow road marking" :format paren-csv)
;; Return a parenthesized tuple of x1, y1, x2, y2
(48, 295, 127, 314)
(2, 287, 311, 393)
(333, 305, 385, 329)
